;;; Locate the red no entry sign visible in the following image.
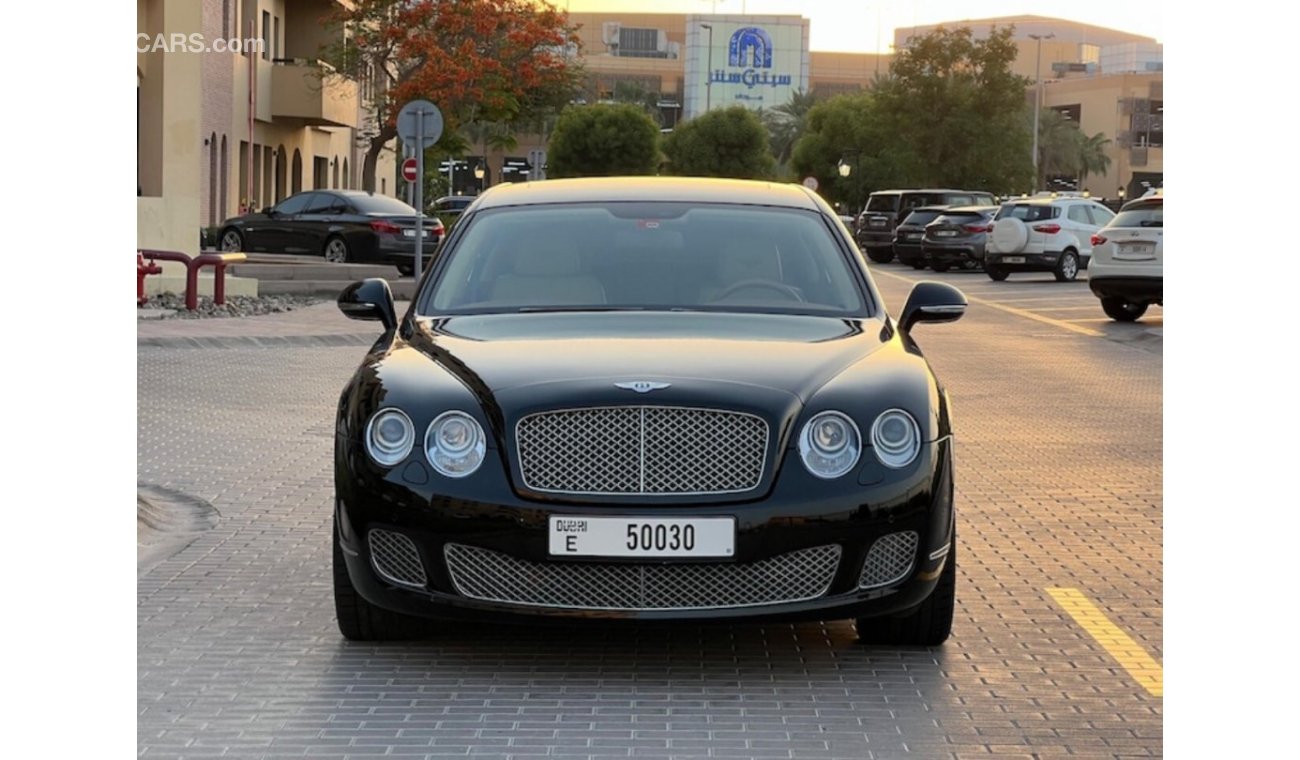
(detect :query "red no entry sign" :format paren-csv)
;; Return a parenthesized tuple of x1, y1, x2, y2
(402, 158, 419, 183)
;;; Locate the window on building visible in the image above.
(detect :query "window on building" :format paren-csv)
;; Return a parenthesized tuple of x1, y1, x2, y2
(273, 16, 280, 60)
(261, 11, 270, 60)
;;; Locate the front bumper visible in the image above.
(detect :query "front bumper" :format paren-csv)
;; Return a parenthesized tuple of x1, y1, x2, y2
(335, 438, 956, 624)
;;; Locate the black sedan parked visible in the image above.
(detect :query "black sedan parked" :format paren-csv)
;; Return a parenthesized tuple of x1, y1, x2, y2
(332, 177, 967, 645)
(892, 206, 951, 269)
(923, 206, 999, 272)
(218, 190, 445, 275)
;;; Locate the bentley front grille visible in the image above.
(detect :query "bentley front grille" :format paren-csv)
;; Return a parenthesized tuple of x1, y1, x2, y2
(444, 543, 841, 611)
(858, 531, 919, 589)
(368, 529, 427, 588)
(515, 406, 768, 495)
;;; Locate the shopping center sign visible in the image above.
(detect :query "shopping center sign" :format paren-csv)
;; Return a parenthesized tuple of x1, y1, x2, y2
(691, 18, 809, 115)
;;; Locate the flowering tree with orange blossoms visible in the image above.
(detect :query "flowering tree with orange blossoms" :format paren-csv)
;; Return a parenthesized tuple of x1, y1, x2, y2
(321, 0, 583, 191)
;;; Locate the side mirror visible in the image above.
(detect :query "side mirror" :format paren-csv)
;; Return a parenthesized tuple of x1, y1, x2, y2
(338, 278, 397, 331)
(898, 281, 967, 332)
(265, 206, 279, 217)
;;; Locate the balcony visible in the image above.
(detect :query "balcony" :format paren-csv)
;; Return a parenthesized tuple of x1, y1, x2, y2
(271, 60, 358, 128)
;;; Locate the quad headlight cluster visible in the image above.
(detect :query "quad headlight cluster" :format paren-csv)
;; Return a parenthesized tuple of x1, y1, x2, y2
(365, 409, 486, 477)
(798, 409, 920, 478)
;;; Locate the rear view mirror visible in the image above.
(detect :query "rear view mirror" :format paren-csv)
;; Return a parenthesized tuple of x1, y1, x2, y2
(899, 282, 967, 332)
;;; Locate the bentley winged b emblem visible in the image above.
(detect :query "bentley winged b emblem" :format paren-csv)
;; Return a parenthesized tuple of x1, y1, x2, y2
(615, 381, 671, 394)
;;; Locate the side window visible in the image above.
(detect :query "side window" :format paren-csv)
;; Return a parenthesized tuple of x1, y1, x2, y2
(1067, 205, 1091, 224)
(1089, 205, 1115, 226)
(305, 193, 341, 213)
(273, 193, 313, 215)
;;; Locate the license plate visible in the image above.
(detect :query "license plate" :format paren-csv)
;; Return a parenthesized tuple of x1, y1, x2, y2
(1116, 242, 1155, 259)
(402, 229, 430, 238)
(934, 230, 956, 237)
(1003, 256, 1025, 264)
(870, 219, 886, 227)
(549, 516, 735, 558)
(904, 233, 920, 240)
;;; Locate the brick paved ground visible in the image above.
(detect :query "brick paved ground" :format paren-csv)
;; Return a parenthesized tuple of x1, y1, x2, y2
(138, 273, 1161, 759)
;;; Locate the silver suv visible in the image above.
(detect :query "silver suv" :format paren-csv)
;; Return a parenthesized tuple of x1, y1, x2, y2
(985, 195, 1115, 281)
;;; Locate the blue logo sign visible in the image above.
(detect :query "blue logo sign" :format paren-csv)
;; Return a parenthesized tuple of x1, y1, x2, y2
(712, 25, 792, 93)
(728, 27, 773, 69)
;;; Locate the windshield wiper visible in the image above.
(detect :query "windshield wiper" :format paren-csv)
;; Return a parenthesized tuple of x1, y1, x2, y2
(516, 306, 646, 313)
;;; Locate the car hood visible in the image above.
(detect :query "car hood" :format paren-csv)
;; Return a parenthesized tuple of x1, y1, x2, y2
(401, 311, 890, 423)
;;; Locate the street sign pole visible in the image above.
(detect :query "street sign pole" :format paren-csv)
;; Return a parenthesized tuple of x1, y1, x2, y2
(414, 108, 424, 281)
(397, 99, 443, 283)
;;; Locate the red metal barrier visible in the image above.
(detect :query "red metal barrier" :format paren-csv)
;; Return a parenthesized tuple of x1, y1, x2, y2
(137, 249, 248, 311)
(137, 253, 162, 305)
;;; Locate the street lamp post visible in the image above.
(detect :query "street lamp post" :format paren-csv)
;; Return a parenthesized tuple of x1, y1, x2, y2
(1028, 32, 1055, 191)
(701, 23, 713, 114)
(474, 162, 485, 194)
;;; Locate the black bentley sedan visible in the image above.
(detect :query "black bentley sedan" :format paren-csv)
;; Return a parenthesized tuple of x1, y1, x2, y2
(218, 189, 444, 275)
(332, 177, 967, 645)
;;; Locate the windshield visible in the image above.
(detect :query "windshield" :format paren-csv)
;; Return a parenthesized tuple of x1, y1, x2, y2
(901, 210, 945, 226)
(350, 194, 419, 215)
(1110, 204, 1162, 228)
(421, 202, 868, 317)
(865, 195, 900, 213)
(997, 204, 1057, 222)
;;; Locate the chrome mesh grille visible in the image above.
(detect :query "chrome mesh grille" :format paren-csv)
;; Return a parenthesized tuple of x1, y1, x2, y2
(858, 531, 919, 589)
(516, 406, 768, 495)
(368, 529, 427, 588)
(444, 543, 841, 611)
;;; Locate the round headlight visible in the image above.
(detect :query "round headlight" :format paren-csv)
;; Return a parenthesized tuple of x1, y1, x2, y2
(365, 409, 415, 466)
(425, 411, 486, 478)
(871, 409, 921, 469)
(799, 411, 861, 479)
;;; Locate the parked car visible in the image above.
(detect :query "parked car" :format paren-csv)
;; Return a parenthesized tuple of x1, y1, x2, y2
(856, 189, 996, 263)
(219, 190, 445, 276)
(892, 206, 952, 269)
(984, 196, 1115, 281)
(1087, 193, 1163, 321)
(331, 176, 967, 645)
(923, 206, 1000, 272)
(430, 195, 474, 218)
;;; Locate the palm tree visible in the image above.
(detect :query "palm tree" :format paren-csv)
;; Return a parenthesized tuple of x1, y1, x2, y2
(763, 90, 820, 169)
(1076, 131, 1112, 190)
(1035, 108, 1081, 191)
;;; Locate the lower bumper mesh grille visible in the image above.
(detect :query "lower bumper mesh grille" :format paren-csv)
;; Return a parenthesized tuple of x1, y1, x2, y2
(858, 531, 919, 589)
(368, 529, 427, 588)
(444, 543, 841, 611)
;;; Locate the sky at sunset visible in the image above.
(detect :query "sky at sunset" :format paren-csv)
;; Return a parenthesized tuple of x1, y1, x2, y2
(560, 0, 1163, 54)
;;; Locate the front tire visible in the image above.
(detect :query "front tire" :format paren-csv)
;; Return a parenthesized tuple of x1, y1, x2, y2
(323, 236, 351, 264)
(396, 264, 414, 277)
(333, 521, 432, 641)
(1054, 250, 1080, 282)
(1101, 296, 1148, 322)
(986, 265, 1009, 281)
(856, 540, 955, 646)
(866, 248, 895, 264)
(220, 229, 244, 252)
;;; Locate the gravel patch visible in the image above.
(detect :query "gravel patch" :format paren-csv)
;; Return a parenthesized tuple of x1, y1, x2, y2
(138, 293, 325, 319)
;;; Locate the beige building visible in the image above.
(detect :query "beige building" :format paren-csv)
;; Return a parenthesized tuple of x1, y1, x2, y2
(482, 12, 1160, 198)
(137, 0, 397, 259)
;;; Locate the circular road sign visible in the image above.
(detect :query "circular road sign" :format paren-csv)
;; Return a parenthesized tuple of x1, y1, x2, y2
(401, 158, 419, 183)
(802, 176, 819, 191)
(397, 100, 443, 149)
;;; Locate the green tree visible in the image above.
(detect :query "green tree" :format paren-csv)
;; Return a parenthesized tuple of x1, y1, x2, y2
(547, 103, 660, 177)
(320, 0, 583, 191)
(661, 106, 775, 179)
(789, 93, 917, 210)
(873, 25, 1033, 193)
(763, 89, 819, 171)
(1076, 131, 1113, 189)
(1035, 108, 1082, 189)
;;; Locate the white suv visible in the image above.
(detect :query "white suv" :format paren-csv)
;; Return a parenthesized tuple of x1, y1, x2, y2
(1087, 192, 1162, 321)
(985, 195, 1116, 282)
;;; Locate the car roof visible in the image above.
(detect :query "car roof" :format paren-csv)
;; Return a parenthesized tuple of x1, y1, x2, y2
(903, 205, 951, 213)
(1120, 195, 1163, 211)
(471, 177, 824, 211)
(1004, 196, 1107, 206)
(942, 205, 999, 213)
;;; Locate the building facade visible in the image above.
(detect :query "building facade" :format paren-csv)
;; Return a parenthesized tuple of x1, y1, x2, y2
(138, 0, 397, 255)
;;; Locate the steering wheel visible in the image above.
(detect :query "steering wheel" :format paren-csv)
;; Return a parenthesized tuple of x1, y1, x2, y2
(713, 279, 805, 302)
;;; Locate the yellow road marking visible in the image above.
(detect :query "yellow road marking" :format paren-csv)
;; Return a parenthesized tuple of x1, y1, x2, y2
(1046, 587, 1163, 697)
(872, 269, 1105, 337)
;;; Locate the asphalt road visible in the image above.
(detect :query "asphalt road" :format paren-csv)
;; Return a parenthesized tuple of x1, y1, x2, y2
(137, 266, 1162, 759)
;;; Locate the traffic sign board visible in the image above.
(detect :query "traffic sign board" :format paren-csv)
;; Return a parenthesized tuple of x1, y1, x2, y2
(397, 100, 443, 149)
(401, 158, 419, 183)
(802, 176, 819, 191)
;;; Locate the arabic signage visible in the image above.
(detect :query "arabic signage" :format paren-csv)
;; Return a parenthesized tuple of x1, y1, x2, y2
(686, 17, 809, 118)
